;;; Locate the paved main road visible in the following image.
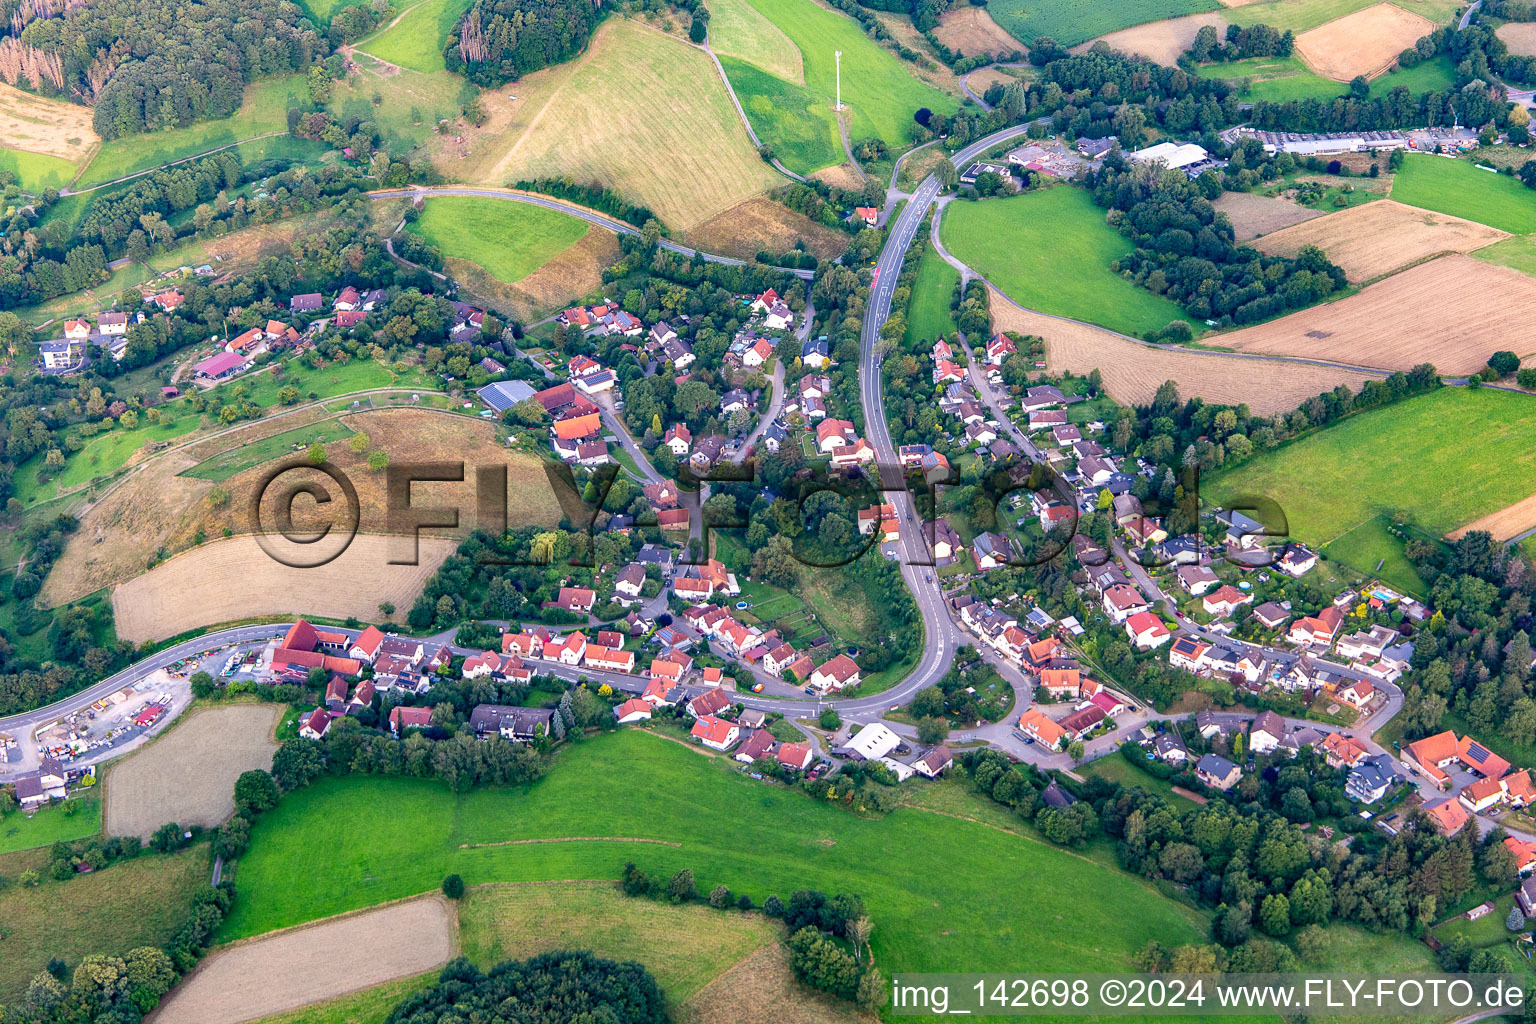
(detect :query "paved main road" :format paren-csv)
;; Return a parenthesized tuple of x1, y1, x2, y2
(367, 187, 815, 281)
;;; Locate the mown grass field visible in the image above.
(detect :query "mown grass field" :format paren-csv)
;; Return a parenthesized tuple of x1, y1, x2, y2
(0, 797, 101, 854)
(717, 56, 842, 174)
(0, 146, 79, 190)
(406, 196, 591, 284)
(905, 244, 960, 345)
(77, 76, 308, 188)
(733, 0, 958, 157)
(180, 420, 357, 483)
(459, 883, 779, 1008)
(940, 187, 1192, 337)
(1391, 154, 1536, 234)
(1474, 232, 1536, 277)
(12, 406, 205, 507)
(707, 0, 804, 81)
(219, 730, 1213, 986)
(1081, 753, 1199, 807)
(1223, 0, 1462, 33)
(1204, 388, 1536, 547)
(1197, 53, 1455, 104)
(357, 0, 476, 72)
(986, 0, 1220, 48)
(0, 846, 208, 1002)
(477, 19, 781, 230)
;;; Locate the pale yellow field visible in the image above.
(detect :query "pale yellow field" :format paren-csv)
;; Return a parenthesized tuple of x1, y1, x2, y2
(933, 5, 1027, 56)
(110, 534, 458, 642)
(154, 898, 455, 1024)
(1294, 2, 1435, 80)
(1218, 254, 1536, 374)
(1214, 191, 1327, 241)
(988, 287, 1377, 415)
(1498, 21, 1536, 56)
(0, 80, 98, 160)
(1076, 12, 1229, 65)
(106, 705, 281, 838)
(1252, 199, 1507, 281)
(465, 19, 781, 230)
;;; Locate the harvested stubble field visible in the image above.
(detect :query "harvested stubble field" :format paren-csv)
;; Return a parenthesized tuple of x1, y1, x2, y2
(964, 66, 1024, 96)
(45, 407, 578, 606)
(0, 80, 98, 162)
(1076, 12, 1229, 64)
(683, 196, 851, 261)
(987, 286, 1378, 415)
(154, 897, 455, 1024)
(1497, 21, 1536, 56)
(1214, 190, 1327, 241)
(109, 534, 459, 642)
(468, 19, 781, 230)
(1218, 254, 1536, 374)
(932, 5, 1027, 56)
(1295, 3, 1435, 80)
(1252, 200, 1508, 281)
(106, 705, 281, 838)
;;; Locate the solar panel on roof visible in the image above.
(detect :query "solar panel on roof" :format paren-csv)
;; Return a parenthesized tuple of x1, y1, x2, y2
(1467, 743, 1492, 764)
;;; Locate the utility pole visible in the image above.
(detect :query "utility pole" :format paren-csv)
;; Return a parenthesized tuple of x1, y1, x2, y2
(835, 50, 842, 110)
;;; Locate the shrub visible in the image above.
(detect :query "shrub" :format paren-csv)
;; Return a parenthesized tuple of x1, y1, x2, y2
(443, 873, 466, 899)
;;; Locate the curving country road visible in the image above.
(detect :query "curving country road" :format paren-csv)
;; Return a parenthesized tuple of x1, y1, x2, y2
(367, 187, 816, 281)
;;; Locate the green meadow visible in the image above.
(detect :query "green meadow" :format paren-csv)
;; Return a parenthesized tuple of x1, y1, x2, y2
(406, 196, 591, 284)
(940, 186, 1192, 337)
(1390, 154, 1536, 234)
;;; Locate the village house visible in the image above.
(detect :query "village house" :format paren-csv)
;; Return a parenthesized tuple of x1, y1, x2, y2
(1196, 753, 1241, 791)
(1422, 797, 1470, 836)
(809, 654, 861, 694)
(469, 705, 556, 742)
(615, 698, 653, 724)
(1016, 708, 1067, 751)
(1288, 606, 1345, 648)
(691, 715, 740, 751)
(1124, 611, 1171, 650)
(388, 705, 434, 737)
(1346, 754, 1399, 804)
(1202, 585, 1251, 617)
(1101, 584, 1149, 623)
(1404, 730, 1510, 790)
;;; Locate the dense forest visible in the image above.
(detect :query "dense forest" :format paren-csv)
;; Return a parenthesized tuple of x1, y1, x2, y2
(386, 954, 667, 1024)
(444, 0, 606, 86)
(3, 0, 324, 137)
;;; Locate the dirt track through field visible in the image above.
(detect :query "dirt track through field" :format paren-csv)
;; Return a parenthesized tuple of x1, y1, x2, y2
(107, 705, 281, 838)
(1218, 254, 1536, 374)
(1076, 12, 1228, 65)
(1447, 492, 1536, 541)
(1214, 191, 1327, 241)
(987, 287, 1377, 414)
(1253, 200, 1507, 281)
(1294, 3, 1435, 80)
(152, 898, 455, 1024)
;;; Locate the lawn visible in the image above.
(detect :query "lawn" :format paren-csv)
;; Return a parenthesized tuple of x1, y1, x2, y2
(904, 244, 960, 346)
(1196, 56, 1344, 103)
(1368, 55, 1457, 96)
(0, 845, 209, 1002)
(717, 55, 843, 174)
(407, 196, 591, 285)
(732, 0, 958, 156)
(180, 420, 357, 483)
(0, 146, 79, 191)
(986, 0, 1220, 48)
(940, 186, 1193, 337)
(1390, 154, 1536, 234)
(0, 797, 101, 854)
(458, 882, 779, 1007)
(1321, 515, 1430, 597)
(1223, 0, 1462, 32)
(1204, 387, 1536, 547)
(76, 76, 308, 188)
(357, 0, 477, 73)
(219, 730, 1213, 983)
